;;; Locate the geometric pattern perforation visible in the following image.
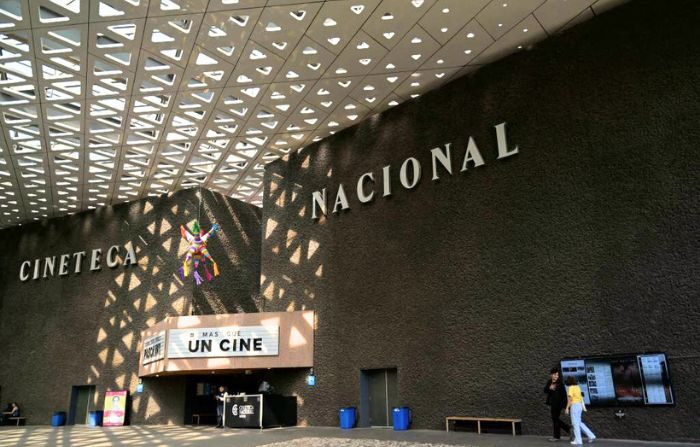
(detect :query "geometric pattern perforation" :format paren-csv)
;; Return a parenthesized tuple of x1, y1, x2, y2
(0, 0, 626, 228)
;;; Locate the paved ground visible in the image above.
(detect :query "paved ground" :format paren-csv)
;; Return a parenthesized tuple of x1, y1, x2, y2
(0, 426, 697, 447)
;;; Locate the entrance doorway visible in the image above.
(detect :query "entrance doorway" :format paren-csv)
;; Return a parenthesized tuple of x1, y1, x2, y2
(360, 368, 397, 427)
(68, 385, 95, 425)
(184, 371, 268, 425)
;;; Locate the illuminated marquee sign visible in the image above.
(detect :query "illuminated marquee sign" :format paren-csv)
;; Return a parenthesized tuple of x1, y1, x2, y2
(168, 325, 279, 359)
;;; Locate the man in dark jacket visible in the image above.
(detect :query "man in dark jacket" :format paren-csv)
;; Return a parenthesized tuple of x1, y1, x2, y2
(544, 368, 570, 441)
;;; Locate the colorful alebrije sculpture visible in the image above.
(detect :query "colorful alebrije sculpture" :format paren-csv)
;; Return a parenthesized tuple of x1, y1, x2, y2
(178, 220, 220, 285)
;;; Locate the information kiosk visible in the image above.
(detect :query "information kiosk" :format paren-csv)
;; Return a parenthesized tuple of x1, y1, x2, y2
(223, 394, 297, 429)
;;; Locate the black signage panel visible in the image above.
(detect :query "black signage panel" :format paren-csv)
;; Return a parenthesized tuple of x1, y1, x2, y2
(223, 394, 297, 429)
(225, 395, 262, 428)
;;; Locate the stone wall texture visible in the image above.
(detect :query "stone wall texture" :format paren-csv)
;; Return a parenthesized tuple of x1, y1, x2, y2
(259, 0, 700, 442)
(0, 189, 261, 425)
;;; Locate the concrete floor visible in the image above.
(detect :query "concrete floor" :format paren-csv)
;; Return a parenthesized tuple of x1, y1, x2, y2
(0, 426, 697, 447)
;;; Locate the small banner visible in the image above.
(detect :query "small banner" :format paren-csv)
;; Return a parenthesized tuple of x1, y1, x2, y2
(103, 390, 128, 426)
(141, 331, 166, 365)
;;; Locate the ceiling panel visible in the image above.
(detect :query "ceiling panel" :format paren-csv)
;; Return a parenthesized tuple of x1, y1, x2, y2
(475, 0, 545, 40)
(419, 0, 490, 45)
(0, 0, 627, 227)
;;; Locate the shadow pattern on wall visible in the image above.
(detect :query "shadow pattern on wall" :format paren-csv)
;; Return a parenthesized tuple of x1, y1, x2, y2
(257, 0, 700, 441)
(0, 188, 261, 425)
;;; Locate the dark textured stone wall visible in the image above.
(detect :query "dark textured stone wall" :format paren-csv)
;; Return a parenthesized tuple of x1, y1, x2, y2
(259, 0, 700, 442)
(0, 189, 261, 425)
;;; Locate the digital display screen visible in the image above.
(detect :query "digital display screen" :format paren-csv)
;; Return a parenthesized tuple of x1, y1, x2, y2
(561, 353, 673, 406)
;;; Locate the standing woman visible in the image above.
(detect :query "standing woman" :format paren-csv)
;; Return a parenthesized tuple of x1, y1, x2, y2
(544, 368, 571, 441)
(565, 376, 596, 445)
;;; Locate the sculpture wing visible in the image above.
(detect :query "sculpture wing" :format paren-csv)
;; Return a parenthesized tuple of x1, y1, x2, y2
(180, 224, 195, 242)
(201, 223, 219, 242)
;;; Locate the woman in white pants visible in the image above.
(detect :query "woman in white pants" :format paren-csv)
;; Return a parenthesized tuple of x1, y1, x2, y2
(565, 376, 596, 444)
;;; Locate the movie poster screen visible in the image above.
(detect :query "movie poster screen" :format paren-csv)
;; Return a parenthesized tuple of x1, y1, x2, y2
(560, 353, 673, 407)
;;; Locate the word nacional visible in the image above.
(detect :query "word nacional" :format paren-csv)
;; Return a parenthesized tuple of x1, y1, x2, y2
(19, 244, 138, 281)
(311, 122, 519, 220)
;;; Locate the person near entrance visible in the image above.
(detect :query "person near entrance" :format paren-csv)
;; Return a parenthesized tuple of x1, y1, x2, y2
(565, 376, 596, 445)
(258, 379, 273, 394)
(544, 368, 570, 441)
(215, 386, 227, 428)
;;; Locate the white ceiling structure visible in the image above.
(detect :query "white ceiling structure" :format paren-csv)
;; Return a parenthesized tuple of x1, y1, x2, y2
(0, 0, 626, 229)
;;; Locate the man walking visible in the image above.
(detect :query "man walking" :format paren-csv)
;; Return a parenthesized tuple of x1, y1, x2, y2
(544, 368, 570, 441)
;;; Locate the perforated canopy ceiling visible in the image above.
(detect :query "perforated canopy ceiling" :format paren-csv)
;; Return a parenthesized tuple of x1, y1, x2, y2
(0, 0, 625, 228)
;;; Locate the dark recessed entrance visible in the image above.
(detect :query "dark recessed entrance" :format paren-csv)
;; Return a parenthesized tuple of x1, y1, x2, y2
(68, 385, 96, 425)
(360, 368, 397, 427)
(184, 370, 277, 425)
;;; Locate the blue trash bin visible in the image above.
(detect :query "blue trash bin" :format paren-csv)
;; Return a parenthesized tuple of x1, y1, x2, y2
(392, 407, 411, 431)
(88, 411, 103, 427)
(51, 411, 66, 427)
(339, 407, 357, 429)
